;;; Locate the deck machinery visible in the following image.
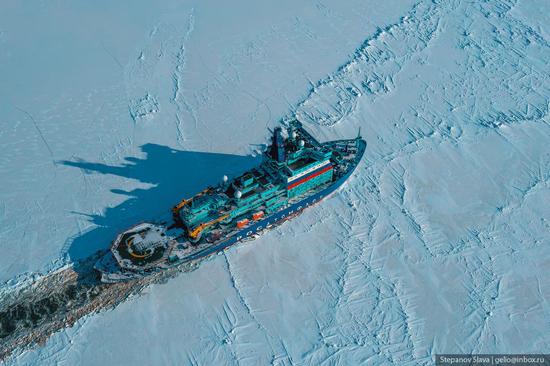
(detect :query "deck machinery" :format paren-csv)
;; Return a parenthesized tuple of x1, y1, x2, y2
(95, 120, 366, 282)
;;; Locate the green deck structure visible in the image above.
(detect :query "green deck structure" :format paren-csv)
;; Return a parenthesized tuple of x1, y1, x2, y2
(175, 124, 336, 241)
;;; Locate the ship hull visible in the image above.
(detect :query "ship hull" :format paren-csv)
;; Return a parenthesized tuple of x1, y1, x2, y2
(96, 138, 365, 282)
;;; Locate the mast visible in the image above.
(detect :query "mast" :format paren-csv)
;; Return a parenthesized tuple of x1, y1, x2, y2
(270, 127, 286, 162)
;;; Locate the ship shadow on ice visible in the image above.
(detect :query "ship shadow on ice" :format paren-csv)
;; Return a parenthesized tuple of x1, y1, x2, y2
(0, 143, 262, 349)
(60, 143, 261, 282)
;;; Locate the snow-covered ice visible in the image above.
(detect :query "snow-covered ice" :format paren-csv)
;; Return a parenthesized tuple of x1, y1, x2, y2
(0, 0, 548, 365)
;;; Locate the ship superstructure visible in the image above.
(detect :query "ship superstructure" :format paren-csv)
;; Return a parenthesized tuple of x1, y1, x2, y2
(95, 120, 366, 282)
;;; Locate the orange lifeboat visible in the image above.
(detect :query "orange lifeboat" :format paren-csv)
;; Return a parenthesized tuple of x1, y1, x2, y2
(252, 211, 264, 221)
(237, 218, 249, 229)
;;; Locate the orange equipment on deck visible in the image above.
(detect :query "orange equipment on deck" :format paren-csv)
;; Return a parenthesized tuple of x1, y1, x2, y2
(252, 211, 264, 220)
(188, 213, 230, 241)
(236, 218, 249, 229)
(172, 188, 212, 214)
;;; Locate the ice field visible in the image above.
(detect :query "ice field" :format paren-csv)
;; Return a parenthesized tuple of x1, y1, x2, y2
(0, 0, 549, 364)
